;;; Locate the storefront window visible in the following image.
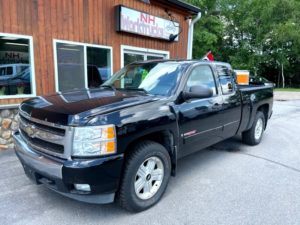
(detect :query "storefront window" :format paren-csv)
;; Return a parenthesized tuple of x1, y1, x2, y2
(55, 40, 112, 92)
(0, 33, 35, 98)
(124, 53, 144, 66)
(56, 43, 85, 91)
(87, 47, 111, 84)
(147, 55, 165, 60)
(122, 46, 169, 67)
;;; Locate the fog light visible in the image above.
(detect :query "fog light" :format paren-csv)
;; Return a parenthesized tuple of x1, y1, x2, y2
(74, 184, 91, 192)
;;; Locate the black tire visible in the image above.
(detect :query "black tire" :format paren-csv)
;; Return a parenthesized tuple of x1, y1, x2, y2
(117, 140, 171, 212)
(242, 111, 266, 146)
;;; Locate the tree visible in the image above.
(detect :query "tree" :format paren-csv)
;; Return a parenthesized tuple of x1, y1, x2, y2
(186, 0, 224, 60)
(221, 0, 300, 86)
(186, 0, 300, 87)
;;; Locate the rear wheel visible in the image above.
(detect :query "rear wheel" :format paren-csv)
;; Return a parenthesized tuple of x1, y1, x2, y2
(242, 111, 266, 146)
(118, 141, 171, 212)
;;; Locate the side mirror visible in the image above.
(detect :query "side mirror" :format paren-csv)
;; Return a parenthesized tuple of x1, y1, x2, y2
(183, 85, 213, 100)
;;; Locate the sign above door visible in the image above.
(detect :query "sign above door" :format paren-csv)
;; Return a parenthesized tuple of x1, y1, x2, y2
(115, 5, 180, 42)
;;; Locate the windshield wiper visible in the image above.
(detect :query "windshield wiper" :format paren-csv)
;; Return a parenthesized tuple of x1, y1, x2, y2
(101, 84, 116, 91)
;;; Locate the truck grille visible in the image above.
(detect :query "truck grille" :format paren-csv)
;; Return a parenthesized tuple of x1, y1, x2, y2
(20, 129, 64, 154)
(18, 112, 73, 159)
(19, 114, 65, 136)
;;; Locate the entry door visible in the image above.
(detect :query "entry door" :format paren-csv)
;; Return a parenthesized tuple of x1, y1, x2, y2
(177, 65, 223, 157)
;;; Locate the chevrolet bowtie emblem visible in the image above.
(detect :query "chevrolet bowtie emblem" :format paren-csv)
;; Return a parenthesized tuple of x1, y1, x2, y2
(25, 125, 36, 138)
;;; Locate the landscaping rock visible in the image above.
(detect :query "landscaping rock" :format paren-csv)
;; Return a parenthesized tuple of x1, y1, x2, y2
(2, 118, 12, 129)
(0, 138, 6, 145)
(7, 143, 14, 149)
(2, 130, 11, 140)
(0, 108, 19, 148)
(1, 109, 11, 118)
(0, 144, 8, 150)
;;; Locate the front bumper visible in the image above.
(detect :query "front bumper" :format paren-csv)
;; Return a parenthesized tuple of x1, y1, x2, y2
(13, 132, 124, 204)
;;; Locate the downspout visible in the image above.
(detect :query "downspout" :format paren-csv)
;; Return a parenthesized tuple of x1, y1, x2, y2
(187, 12, 202, 60)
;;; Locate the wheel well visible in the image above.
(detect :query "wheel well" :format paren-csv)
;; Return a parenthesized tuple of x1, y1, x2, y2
(257, 104, 269, 128)
(124, 131, 177, 176)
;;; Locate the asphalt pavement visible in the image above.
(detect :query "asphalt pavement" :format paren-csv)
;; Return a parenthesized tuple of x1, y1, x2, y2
(1, 100, 300, 225)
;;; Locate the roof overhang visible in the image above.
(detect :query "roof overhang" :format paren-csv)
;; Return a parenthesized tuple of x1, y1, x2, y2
(154, 0, 201, 15)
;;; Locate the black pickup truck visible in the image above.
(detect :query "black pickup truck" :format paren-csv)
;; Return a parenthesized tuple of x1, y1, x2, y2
(13, 60, 273, 212)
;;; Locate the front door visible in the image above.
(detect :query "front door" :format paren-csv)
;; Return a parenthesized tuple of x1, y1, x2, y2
(177, 65, 223, 157)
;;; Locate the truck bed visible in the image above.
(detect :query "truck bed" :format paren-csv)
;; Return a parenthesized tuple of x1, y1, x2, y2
(237, 84, 273, 92)
(237, 84, 274, 135)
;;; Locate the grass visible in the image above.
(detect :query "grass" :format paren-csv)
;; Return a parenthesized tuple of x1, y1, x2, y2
(274, 88, 300, 92)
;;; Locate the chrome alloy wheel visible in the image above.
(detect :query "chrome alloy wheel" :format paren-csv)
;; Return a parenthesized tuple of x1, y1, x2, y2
(254, 118, 264, 140)
(134, 156, 164, 200)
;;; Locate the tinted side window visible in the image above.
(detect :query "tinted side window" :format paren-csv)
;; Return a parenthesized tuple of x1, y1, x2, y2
(217, 65, 234, 94)
(186, 65, 217, 96)
(6, 67, 13, 75)
(0, 68, 5, 76)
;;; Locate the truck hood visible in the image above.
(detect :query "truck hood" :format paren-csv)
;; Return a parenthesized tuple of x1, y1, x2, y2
(20, 88, 159, 126)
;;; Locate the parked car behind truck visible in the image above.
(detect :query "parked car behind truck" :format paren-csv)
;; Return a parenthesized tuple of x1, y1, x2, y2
(0, 64, 29, 80)
(13, 60, 273, 212)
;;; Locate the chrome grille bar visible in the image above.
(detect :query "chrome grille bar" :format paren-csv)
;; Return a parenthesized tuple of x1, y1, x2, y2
(18, 111, 74, 159)
(19, 117, 64, 144)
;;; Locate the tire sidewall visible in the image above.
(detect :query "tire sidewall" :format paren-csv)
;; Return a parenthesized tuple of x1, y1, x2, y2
(252, 112, 265, 144)
(121, 142, 171, 212)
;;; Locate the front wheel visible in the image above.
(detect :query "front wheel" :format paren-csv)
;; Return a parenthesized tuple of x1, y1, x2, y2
(242, 111, 266, 146)
(117, 141, 171, 212)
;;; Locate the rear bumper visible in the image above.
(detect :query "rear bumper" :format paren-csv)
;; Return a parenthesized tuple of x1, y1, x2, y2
(13, 132, 124, 204)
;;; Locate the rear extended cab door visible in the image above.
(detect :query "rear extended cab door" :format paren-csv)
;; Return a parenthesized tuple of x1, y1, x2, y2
(214, 64, 242, 139)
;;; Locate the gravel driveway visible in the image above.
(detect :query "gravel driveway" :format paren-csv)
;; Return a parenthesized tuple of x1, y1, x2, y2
(1, 100, 300, 225)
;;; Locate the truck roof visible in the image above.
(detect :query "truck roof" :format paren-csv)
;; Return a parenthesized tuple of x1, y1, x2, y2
(130, 59, 232, 69)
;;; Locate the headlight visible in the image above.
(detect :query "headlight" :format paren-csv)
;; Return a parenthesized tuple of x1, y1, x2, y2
(72, 125, 116, 157)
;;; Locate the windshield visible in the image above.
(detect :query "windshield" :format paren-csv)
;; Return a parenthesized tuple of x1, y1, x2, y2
(102, 62, 182, 96)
